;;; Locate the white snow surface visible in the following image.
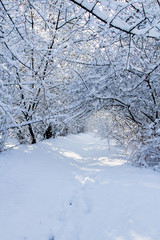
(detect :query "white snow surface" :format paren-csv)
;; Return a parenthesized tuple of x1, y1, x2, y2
(0, 133, 160, 240)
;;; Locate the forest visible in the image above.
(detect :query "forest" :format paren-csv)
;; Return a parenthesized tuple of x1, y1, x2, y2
(0, 0, 160, 168)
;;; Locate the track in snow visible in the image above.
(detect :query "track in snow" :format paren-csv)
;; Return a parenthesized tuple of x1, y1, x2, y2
(0, 133, 160, 240)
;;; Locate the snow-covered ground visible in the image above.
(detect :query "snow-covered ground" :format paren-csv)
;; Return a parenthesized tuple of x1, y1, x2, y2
(0, 133, 160, 240)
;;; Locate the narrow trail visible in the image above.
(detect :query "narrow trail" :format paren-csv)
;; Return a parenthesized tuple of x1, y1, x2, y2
(0, 133, 160, 240)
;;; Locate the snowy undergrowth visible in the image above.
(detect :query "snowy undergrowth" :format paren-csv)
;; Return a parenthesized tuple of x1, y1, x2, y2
(0, 133, 160, 240)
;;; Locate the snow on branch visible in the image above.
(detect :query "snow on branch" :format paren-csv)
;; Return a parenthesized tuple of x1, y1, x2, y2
(70, 0, 108, 23)
(0, 0, 24, 40)
(70, 0, 160, 39)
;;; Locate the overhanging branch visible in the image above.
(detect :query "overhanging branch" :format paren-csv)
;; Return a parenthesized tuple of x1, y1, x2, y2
(69, 0, 160, 39)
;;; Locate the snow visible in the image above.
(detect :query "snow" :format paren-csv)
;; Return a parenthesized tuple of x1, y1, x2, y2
(0, 133, 160, 240)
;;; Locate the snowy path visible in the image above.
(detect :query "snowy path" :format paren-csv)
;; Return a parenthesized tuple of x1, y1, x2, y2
(0, 133, 160, 240)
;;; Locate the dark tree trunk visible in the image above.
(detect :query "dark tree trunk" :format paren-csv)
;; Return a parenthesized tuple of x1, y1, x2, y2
(28, 124, 36, 144)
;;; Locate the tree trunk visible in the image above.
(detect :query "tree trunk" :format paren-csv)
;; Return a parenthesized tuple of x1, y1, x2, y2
(28, 124, 36, 144)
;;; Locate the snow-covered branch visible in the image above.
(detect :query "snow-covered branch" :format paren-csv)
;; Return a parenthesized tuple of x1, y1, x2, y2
(70, 0, 160, 39)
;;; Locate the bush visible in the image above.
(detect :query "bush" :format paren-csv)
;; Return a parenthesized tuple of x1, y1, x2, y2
(130, 122, 160, 170)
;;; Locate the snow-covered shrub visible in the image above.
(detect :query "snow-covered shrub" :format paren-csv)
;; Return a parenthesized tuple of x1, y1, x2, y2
(130, 122, 160, 169)
(0, 131, 7, 152)
(87, 110, 160, 170)
(66, 119, 86, 135)
(87, 110, 137, 146)
(43, 119, 86, 140)
(0, 113, 8, 152)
